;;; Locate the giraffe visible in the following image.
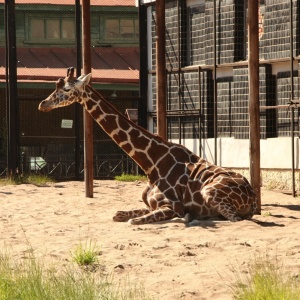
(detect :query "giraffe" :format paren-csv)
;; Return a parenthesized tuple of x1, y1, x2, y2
(38, 67, 258, 225)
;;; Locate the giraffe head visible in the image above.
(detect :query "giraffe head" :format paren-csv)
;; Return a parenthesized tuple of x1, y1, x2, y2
(38, 67, 92, 112)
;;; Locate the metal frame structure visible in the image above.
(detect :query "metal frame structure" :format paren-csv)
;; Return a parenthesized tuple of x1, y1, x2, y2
(148, 0, 298, 200)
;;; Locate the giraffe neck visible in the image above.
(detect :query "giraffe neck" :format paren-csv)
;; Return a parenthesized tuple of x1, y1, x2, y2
(78, 85, 194, 182)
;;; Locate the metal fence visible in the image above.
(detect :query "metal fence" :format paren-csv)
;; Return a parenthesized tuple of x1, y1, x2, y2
(0, 0, 140, 179)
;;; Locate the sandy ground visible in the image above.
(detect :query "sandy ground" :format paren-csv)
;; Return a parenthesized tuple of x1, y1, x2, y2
(1, 180, 300, 299)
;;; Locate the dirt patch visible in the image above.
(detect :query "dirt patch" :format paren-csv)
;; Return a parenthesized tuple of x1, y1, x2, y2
(1, 180, 300, 299)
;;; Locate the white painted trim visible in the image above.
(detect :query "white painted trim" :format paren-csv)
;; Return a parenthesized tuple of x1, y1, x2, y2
(271, 61, 298, 75)
(187, 0, 205, 7)
(169, 137, 300, 169)
(139, 0, 156, 4)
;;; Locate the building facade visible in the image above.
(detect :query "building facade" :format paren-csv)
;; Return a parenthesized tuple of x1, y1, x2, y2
(0, 0, 140, 178)
(139, 0, 300, 189)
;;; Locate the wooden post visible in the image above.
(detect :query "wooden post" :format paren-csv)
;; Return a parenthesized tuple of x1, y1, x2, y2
(248, 0, 261, 213)
(290, 0, 296, 197)
(5, 0, 19, 176)
(75, 0, 81, 180)
(156, 0, 167, 140)
(213, 0, 218, 165)
(82, 0, 93, 198)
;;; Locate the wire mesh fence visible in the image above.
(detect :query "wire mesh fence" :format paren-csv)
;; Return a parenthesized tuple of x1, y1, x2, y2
(0, 0, 140, 179)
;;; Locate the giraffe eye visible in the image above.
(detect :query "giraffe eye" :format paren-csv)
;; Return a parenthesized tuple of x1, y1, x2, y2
(63, 87, 71, 92)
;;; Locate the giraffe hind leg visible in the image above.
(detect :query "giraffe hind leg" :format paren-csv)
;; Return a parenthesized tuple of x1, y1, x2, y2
(209, 200, 254, 222)
(113, 208, 151, 222)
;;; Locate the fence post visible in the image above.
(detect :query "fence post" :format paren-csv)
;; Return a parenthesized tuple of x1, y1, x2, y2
(5, 0, 19, 176)
(156, 0, 167, 140)
(82, 0, 93, 197)
(248, 0, 261, 213)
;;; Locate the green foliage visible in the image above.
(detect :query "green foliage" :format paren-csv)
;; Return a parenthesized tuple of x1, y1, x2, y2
(232, 254, 300, 300)
(0, 173, 54, 186)
(0, 249, 153, 300)
(70, 240, 99, 266)
(114, 173, 147, 182)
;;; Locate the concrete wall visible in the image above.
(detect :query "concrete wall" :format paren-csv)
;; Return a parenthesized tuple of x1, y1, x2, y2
(170, 137, 299, 169)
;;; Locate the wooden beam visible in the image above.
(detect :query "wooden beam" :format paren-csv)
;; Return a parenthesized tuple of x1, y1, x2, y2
(155, 0, 167, 140)
(260, 104, 299, 109)
(5, 0, 19, 176)
(82, 0, 93, 198)
(248, 0, 261, 213)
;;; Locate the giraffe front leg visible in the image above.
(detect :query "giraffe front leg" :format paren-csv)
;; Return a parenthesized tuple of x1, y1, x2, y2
(128, 207, 181, 225)
(113, 208, 151, 222)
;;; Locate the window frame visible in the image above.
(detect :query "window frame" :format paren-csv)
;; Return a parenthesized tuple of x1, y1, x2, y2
(99, 14, 139, 46)
(25, 14, 75, 45)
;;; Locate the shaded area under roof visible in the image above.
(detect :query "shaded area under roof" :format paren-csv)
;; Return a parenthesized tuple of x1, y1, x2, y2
(0, 47, 139, 84)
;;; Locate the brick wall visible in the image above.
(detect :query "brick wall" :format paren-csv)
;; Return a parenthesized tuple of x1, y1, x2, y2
(261, 0, 300, 60)
(149, 0, 299, 140)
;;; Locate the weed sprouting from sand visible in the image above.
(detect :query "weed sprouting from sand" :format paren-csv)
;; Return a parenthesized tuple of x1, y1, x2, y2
(0, 248, 153, 300)
(70, 240, 100, 266)
(231, 253, 300, 300)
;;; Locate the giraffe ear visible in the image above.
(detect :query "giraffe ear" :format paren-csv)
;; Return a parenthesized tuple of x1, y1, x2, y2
(75, 73, 92, 88)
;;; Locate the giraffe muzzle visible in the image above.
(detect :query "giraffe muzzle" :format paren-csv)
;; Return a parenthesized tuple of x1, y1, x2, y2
(38, 100, 52, 112)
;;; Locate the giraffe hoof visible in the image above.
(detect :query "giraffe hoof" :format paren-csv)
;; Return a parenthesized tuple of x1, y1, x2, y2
(231, 216, 242, 222)
(113, 211, 131, 222)
(128, 218, 143, 225)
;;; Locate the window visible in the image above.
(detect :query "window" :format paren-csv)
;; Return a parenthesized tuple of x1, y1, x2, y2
(103, 17, 139, 42)
(187, 3, 205, 66)
(28, 17, 75, 43)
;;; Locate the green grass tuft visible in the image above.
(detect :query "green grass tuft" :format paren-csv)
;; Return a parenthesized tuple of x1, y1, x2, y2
(70, 240, 99, 266)
(0, 173, 54, 186)
(231, 254, 300, 300)
(115, 173, 147, 182)
(0, 249, 153, 300)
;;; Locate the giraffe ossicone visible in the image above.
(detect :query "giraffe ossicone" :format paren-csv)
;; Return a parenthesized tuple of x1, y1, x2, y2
(39, 67, 258, 225)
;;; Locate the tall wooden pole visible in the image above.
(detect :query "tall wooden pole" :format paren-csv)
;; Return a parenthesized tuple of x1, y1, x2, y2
(248, 0, 261, 213)
(290, 0, 296, 197)
(82, 0, 93, 197)
(156, 0, 167, 140)
(75, 0, 82, 180)
(5, 0, 19, 176)
(213, 0, 218, 165)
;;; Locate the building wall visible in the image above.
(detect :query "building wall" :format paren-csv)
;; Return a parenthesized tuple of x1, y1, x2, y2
(146, 0, 300, 171)
(0, 4, 139, 48)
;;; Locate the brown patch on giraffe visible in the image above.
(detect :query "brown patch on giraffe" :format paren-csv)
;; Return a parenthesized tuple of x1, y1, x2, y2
(85, 99, 97, 111)
(156, 154, 177, 178)
(170, 146, 198, 163)
(147, 140, 169, 162)
(156, 179, 171, 195)
(118, 117, 132, 132)
(215, 189, 229, 198)
(90, 106, 102, 120)
(148, 168, 159, 183)
(167, 163, 188, 186)
(128, 129, 150, 150)
(82, 91, 88, 99)
(112, 130, 128, 145)
(132, 151, 153, 172)
(121, 142, 133, 154)
(102, 116, 118, 135)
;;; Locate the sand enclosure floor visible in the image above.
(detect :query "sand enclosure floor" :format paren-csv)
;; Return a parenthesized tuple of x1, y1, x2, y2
(1, 180, 300, 299)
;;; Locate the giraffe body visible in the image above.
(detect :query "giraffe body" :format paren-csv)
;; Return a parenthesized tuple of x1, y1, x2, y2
(39, 68, 258, 225)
